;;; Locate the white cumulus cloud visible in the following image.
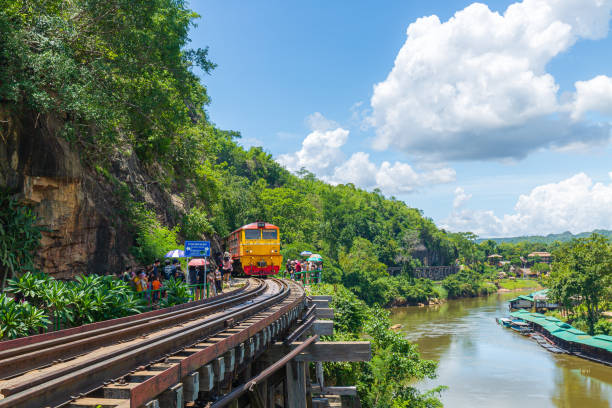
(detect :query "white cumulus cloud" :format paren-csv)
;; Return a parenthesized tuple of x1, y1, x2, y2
(277, 127, 349, 176)
(278, 114, 456, 195)
(443, 173, 612, 237)
(305, 112, 340, 132)
(453, 187, 472, 208)
(572, 75, 612, 120)
(370, 0, 612, 161)
(330, 152, 456, 194)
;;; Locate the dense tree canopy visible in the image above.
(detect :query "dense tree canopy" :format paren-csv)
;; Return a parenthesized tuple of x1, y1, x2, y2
(547, 234, 612, 334)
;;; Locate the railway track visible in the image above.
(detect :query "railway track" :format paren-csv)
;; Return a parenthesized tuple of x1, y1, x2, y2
(0, 278, 306, 408)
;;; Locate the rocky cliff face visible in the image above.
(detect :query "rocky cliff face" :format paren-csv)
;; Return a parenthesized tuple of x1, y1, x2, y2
(0, 108, 182, 278)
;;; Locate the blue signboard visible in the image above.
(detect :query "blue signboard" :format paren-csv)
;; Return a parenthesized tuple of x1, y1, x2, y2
(184, 241, 211, 257)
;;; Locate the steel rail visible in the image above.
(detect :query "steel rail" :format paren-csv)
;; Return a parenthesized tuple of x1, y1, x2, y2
(0, 279, 271, 399)
(0, 279, 294, 408)
(0, 280, 255, 359)
(0, 280, 253, 354)
(211, 335, 320, 408)
(129, 279, 304, 408)
(0, 280, 265, 379)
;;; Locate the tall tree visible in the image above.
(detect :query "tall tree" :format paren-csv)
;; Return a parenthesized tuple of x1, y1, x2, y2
(549, 234, 612, 334)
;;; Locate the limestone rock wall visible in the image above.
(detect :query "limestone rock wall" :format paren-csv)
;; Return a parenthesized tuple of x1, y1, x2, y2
(0, 108, 181, 279)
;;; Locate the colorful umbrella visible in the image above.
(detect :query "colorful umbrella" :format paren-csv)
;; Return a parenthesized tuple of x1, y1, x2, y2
(300, 251, 313, 257)
(307, 254, 323, 262)
(188, 258, 210, 266)
(164, 249, 185, 258)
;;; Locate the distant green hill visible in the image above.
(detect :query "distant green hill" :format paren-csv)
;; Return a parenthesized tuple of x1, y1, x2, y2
(477, 229, 612, 244)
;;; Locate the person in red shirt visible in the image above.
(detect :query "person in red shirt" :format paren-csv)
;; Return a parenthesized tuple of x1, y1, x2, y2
(151, 274, 162, 303)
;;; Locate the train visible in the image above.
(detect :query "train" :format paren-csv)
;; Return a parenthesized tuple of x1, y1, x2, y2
(226, 221, 282, 276)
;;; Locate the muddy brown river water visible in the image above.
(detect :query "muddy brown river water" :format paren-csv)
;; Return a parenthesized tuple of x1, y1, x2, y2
(390, 291, 612, 408)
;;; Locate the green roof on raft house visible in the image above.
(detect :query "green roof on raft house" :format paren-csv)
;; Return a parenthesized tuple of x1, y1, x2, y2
(508, 311, 612, 352)
(509, 289, 550, 303)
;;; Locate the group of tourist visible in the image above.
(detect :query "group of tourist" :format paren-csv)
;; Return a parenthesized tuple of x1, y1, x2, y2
(116, 251, 235, 304)
(117, 259, 185, 302)
(285, 259, 322, 283)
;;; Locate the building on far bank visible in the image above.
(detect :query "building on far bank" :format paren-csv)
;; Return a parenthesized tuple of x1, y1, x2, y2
(527, 251, 552, 264)
(487, 254, 503, 266)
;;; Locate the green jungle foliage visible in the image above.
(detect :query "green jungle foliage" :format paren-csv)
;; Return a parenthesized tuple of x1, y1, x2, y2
(441, 268, 497, 299)
(545, 234, 612, 335)
(129, 204, 181, 264)
(309, 284, 444, 408)
(2, 272, 146, 338)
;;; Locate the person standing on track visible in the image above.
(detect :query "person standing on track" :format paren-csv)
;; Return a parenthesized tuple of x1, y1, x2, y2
(215, 265, 223, 293)
(207, 266, 216, 297)
(295, 259, 302, 279)
(196, 265, 206, 300)
(222, 251, 233, 287)
(290, 260, 296, 280)
(188, 265, 197, 297)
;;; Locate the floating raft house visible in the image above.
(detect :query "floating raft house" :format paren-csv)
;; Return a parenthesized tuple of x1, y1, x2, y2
(510, 310, 612, 365)
(509, 289, 558, 311)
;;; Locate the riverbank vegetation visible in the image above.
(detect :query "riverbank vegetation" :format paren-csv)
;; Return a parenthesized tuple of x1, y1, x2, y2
(545, 234, 612, 335)
(308, 283, 444, 408)
(441, 268, 497, 299)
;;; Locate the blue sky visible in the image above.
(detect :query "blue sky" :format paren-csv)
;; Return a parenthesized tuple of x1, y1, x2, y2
(188, 0, 612, 238)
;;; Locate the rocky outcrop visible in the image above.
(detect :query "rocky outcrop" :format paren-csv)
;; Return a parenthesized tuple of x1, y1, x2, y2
(0, 108, 181, 278)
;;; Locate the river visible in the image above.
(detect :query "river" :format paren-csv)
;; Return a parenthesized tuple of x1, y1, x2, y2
(390, 291, 612, 408)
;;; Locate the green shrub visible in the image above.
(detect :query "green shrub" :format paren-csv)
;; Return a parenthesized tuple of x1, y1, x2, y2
(182, 207, 214, 240)
(594, 319, 612, 335)
(0, 293, 50, 339)
(4, 273, 145, 336)
(160, 278, 192, 307)
(130, 205, 181, 263)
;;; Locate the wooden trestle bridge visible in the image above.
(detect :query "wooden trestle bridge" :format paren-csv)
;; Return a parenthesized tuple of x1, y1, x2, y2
(0, 278, 370, 408)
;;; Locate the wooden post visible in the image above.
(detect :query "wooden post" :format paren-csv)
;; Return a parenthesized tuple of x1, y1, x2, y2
(198, 364, 214, 393)
(286, 361, 307, 408)
(158, 383, 183, 408)
(183, 371, 199, 402)
(315, 362, 324, 390)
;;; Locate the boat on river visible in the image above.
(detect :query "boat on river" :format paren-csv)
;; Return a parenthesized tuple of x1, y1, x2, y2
(531, 333, 568, 354)
(510, 320, 532, 335)
(496, 317, 512, 327)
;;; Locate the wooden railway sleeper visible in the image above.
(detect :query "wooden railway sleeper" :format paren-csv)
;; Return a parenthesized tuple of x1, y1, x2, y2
(7, 279, 298, 408)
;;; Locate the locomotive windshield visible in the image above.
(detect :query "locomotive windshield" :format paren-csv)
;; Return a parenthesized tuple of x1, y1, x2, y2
(244, 229, 261, 240)
(262, 229, 278, 239)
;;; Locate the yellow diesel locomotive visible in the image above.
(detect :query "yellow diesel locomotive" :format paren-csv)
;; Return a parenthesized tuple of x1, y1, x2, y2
(226, 222, 281, 276)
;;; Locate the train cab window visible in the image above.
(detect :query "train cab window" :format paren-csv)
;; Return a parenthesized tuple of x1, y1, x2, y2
(244, 229, 261, 240)
(262, 229, 278, 240)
